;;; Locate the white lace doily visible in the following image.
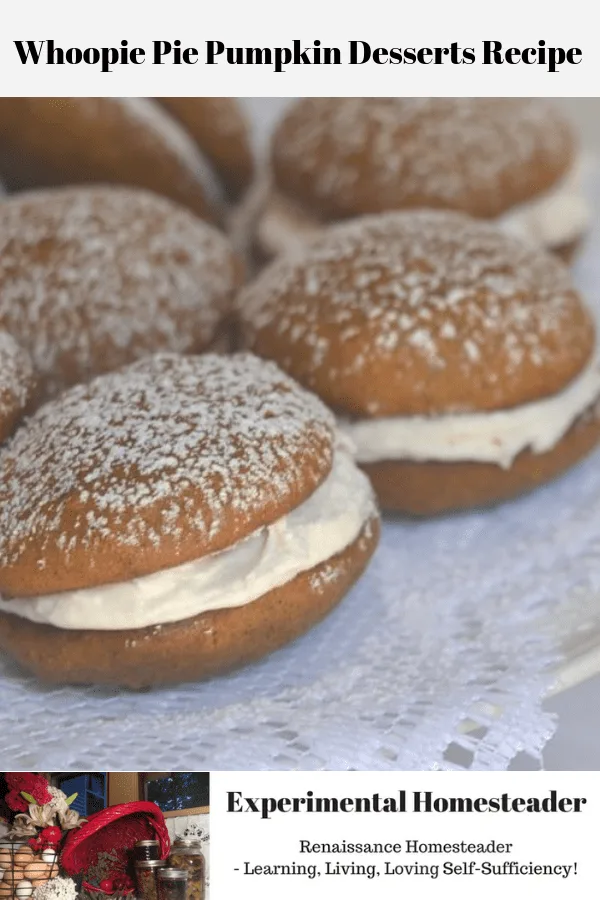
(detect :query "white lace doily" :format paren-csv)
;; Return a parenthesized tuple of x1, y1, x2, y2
(1, 116, 600, 772)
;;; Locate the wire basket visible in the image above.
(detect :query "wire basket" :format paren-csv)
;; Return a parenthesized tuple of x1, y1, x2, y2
(60, 802, 170, 892)
(0, 840, 60, 899)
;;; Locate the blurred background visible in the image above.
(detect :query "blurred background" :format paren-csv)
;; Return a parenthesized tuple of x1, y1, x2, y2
(558, 98, 600, 148)
(239, 98, 600, 158)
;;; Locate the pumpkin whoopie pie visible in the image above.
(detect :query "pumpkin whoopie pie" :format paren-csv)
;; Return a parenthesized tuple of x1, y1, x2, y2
(253, 98, 588, 262)
(238, 210, 600, 514)
(0, 97, 223, 223)
(158, 98, 255, 198)
(0, 331, 36, 442)
(0, 185, 242, 400)
(0, 353, 379, 686)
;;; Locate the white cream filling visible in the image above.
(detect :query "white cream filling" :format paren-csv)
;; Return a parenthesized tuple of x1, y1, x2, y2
(339, 352, 600, 469)
(0, 442, 376, 631)
(257, 188, 322, 257)
(497, 155, 590, 248)
(257, 156, 590, 257)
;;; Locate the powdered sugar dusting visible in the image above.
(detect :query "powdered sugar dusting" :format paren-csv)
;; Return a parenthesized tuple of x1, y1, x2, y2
(239, 210, 592, 416)
(273, 98, 574, 220)
(309, 558, 344, 594)
(0, 186, 237, 396)
(0, 330, 34, 421)
(0, 353, 335, 585)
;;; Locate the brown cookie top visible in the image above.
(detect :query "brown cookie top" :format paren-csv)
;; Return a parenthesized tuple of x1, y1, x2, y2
(158, 98, 255, 197)
(0, 331, 36, 443)
(238, 210, 594, 417)
(0, 186, 241, 398)
(0, 353, 336, 598)
(272, 98, 575, 221)
(0, 97, 222, 222)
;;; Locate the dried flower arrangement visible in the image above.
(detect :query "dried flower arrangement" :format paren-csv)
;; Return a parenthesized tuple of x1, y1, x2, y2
(81, 850, 134, 898)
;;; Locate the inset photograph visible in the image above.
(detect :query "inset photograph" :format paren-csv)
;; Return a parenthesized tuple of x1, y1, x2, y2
(0, 773, 210, 900)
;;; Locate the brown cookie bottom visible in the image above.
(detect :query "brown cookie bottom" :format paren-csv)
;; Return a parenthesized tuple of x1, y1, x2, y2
(0, 516, 380, 688)
(362, 406, 600, 516)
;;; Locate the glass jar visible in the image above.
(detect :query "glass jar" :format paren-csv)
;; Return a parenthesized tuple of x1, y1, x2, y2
(133, 841, 161, 862)
(135, 859, 167, 900)
(157, 869, 188, 900)
(169, 838, 205, 900)
(168, 841, 205, 900)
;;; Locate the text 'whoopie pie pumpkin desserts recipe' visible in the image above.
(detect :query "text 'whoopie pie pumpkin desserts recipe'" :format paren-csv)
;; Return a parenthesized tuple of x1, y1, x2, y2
(238, 210, 600, 515)
(0, 185, 242, 400)
(0, 353, 379, 687)
(254, 98, 589, 262)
